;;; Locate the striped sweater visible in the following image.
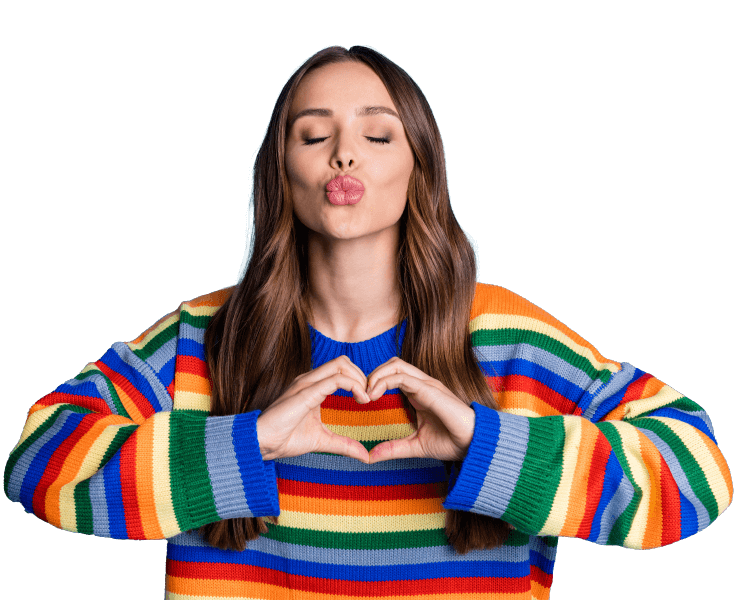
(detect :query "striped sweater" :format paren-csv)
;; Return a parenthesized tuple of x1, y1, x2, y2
(4, 283, 733, 599)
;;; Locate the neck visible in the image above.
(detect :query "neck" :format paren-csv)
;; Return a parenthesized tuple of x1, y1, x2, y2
(306, 228, 402, 343)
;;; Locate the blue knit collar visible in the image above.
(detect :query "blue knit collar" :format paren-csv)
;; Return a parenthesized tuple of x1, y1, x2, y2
(308, 318, 407, 375)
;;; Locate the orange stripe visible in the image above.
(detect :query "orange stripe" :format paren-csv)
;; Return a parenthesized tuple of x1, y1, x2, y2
(497, 390, 564, 417)
(471, 283, 619, 368)
(638, 430, 664, 549)
(184, 287, 234, 308)
(44, 414, 133, 528)
(559, 423, 599, 536)
(167, 575, 260, 598)
(112, 381, 146, 424)
(280, 494, 444, 517)
(321, 407, 409, 427)
(134, 419, 164, 539)
(703, 432, 734, 502)
(175, 371, 212, 395)
(639, 376, 665, 400)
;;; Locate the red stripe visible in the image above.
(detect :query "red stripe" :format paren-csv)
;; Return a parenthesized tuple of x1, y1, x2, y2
(119, 431, 145, 539)
(618, 373, 652, 407)
(31, 414, 99, 520)
(277, 479, 447, 501)
(322, 393, 405, 411)
(659, 452, 682, 545)
(530, 564, 553, 589)
(576, 430, 612, 539)
(176, 354, 209, 378)
(167, 561, 531, 594)
(95, 360, 156, 420)
(35, 391, 112, 415)
(496, 374, 577, 414)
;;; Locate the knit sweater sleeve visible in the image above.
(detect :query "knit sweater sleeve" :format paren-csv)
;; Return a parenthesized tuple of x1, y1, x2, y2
(443, 284, 733, 548)
(3, 291, 280, 539)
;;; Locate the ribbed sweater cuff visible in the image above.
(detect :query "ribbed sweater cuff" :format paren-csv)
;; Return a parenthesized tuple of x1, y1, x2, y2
(173, 411, 280, 531)
(443, 403, 546, 526)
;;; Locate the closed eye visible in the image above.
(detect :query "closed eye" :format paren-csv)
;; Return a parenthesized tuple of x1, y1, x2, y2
(304, 136, 390, 146)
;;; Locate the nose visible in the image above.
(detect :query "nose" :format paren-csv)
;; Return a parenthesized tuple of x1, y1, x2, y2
(330, 131, 355, 170)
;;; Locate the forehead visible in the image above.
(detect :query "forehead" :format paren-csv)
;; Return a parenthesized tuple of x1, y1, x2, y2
(289, 62, 395, 115)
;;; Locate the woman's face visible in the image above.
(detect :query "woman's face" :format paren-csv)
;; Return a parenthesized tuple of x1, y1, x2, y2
(285, 61, 415, 242)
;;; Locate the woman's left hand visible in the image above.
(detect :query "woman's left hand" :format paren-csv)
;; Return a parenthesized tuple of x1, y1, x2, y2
(365, 357, 475, 463)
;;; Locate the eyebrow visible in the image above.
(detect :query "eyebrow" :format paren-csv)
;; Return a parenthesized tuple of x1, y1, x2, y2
(289, 105, 401, 129)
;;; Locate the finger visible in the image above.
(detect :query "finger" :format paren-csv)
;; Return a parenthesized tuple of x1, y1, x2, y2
(368, 372, 425, 403)
(368, 434, 420, 463)
(366, 357, 434, 391)
(306, 373, 371, 409)
(318, 425, 370, 463)
(338, 354, 367, 385)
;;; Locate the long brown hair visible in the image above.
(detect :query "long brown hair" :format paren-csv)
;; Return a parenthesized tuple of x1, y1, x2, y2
(199, 45, 509, 554)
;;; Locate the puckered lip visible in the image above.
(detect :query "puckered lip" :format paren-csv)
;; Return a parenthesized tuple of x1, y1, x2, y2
(325, 175, 365, 192)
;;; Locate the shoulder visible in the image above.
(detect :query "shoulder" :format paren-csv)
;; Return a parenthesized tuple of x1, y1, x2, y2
(470, 281, 562, 325)
(126, 285, 236, 350)
(471, 281, 620, 370)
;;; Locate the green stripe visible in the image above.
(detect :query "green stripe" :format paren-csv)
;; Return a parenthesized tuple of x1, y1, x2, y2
(74, 425, 136, 534)
(75, 368, 128, 418)
(262, 525, 532, 550)
(502, 416, 564, 534)
(179, 310, 216, 331)
(169, 412, 219, 531)
(597, 421, 641, 546)
(656, 396, 703, 414)
(471, 328, 612, 384)
(74, 479, 93, 534)
(4, 404, 93, 497)
(132, 320, 180, 363)
(629, 417, 718, 521)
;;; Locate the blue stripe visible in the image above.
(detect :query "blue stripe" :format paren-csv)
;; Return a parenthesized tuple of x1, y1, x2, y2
(275, 457, 447, 487)
(679, 489, 698, 538)
(588, 451, 624, 543)
(529, 549, 555, 575)
(231, 411, 280, 516)
(102, 452, 127, 539)
(644, 408, 716, 443)
(205, 415, 251, 519)
(18, 411, 84, 511)
(102, 346, 164, 413)
(480, 358, 586, 405)
(176, 337, 206, 360)
(166, 542, 531, 579)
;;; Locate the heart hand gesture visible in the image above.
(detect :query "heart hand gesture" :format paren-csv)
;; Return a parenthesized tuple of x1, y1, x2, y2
(365, 357, 475, 463)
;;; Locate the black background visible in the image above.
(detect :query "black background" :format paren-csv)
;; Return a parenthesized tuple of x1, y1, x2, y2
(3, 35, 735, 598)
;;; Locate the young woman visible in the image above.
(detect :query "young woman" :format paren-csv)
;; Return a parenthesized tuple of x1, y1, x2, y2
(4, 45, 732, 599)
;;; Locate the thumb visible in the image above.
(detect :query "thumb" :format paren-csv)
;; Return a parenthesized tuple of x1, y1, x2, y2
(369, 433, 420, 463)
(318, 424, 370, 463)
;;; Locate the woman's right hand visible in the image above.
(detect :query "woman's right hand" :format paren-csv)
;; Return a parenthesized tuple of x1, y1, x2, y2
(255, 355, 372, 463)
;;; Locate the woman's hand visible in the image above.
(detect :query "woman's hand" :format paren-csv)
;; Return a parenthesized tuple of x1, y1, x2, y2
(365, 357, 475, 463)
(256, 355, 372, 463)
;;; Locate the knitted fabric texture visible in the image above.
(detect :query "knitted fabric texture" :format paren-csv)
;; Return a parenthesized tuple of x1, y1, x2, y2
(4, 283, 733, 599)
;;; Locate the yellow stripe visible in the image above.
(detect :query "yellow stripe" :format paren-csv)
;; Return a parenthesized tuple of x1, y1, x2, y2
(276, 509, 445, 532)
(152, 412, 179, 537)
(127, 313, 180, 350)
(58, 424, 127, 531)
(470, 313, 621, 374)
(499, 407, 542, 418)
(15, 404, 66, 447)
(650, 416, 732, 512)
(173, 389, 212, 412)
(324, 422, 416, 442)
(621, 385, 683, 419)
(182, 303, 221, 318)
(540, 416, 581, 536)
(609, 421, 650, 548)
